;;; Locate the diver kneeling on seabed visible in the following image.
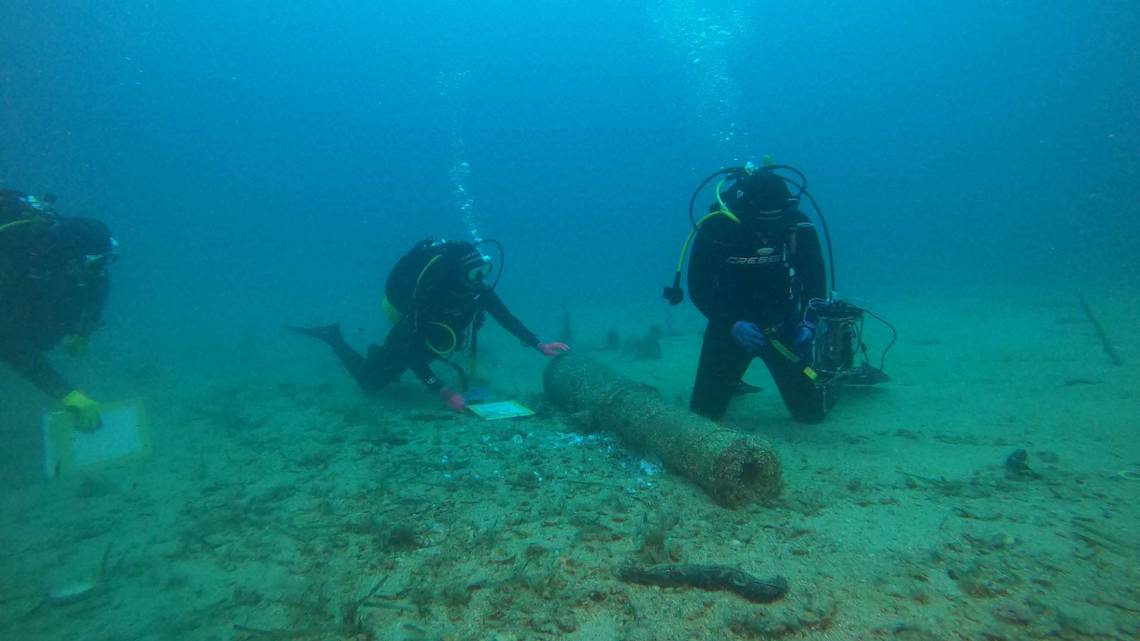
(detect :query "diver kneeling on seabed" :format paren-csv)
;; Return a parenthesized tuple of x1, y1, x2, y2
(662, 157, 894, 423)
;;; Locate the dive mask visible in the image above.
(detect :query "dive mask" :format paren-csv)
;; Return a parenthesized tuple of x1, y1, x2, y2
(459, 250, 492, 283)
(466, 256, 492, 282)
(71, 237, 119, 283)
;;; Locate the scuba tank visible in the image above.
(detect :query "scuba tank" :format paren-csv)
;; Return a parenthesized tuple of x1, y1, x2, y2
(1, 191, 59, 287)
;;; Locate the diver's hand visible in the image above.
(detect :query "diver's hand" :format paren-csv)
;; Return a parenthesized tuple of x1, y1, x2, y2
(439, 388, 467, 413)
(536, 341, 570, 357)
(730, 321, 766, 353)
(61, 390, 102, 432)
(61, 334, 90, 358)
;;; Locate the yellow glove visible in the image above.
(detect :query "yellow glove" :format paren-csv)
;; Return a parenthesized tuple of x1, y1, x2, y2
(61, 334, 90, 358)
(61, 390, 102, 432)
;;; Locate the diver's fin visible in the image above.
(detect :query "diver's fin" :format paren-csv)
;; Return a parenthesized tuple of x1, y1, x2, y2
(283, 323, 343, 344)
(847, 363, 890, 386)
(734, 380, 763, 396)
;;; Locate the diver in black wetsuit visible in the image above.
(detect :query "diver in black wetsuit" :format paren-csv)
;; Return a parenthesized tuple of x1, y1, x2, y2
(289, 239, 569, 412)
(682, 168, 834, 423)
(0, 189, 117, 431)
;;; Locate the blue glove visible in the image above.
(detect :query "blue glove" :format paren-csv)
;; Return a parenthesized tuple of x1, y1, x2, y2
(793, 322, 815, 362)
(730, 321, 766, 353)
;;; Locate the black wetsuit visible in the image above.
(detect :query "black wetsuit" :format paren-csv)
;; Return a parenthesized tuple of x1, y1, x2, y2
(326, 243, 539, 393)
(688, 208, 833, 423)
(0, 195, 108, 398)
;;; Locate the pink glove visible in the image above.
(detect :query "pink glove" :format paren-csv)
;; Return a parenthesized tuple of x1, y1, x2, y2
(537, 341, 570, 356)
(439, 388, 466, 412)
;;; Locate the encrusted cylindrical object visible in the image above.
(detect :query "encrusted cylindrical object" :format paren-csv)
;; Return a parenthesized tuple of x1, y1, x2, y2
(543, 353, 781, 507)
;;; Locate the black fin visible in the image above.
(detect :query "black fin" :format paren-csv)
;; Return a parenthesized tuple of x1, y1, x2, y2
(734, 381, 763, 396)
(283, 323, 343, 344)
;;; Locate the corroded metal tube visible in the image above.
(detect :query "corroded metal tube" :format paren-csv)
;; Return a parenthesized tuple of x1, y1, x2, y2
(543, 354, 781, 507)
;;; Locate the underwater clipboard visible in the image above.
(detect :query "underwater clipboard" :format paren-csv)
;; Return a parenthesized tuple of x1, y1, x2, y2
(42, 399, 151, 478)
(466, 400, 535, 421)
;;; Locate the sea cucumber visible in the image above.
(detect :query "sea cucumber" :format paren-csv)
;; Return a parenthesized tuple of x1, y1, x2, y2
(618, 564, 788, 603)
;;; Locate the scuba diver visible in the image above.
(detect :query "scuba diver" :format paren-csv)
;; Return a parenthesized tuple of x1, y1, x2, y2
(288, 238, 569, 412)
(0, 189, 118, 431)
(663, 159, 892, 423)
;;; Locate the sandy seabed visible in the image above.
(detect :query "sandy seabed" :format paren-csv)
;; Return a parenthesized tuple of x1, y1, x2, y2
(2, 291, 1138, 641)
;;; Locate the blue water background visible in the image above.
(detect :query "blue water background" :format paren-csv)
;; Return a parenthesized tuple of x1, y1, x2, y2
(1, 0, 1137, 380)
